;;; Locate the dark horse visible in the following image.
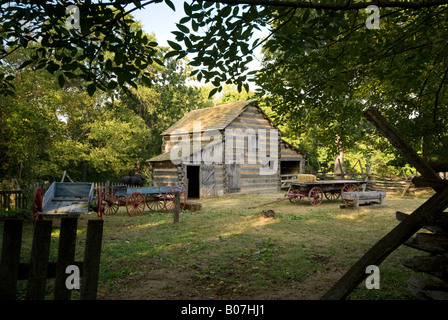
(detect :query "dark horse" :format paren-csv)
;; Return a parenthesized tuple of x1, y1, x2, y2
(120, 174, 144, 186)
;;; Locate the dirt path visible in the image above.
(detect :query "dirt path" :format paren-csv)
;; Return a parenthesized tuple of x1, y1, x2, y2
(100, 264, 345, 300)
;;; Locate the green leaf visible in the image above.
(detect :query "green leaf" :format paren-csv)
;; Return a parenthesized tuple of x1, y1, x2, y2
(107, 80, 118, 90)
(153, 58, 164, 66)
(114, 51, 124, 65)
(141, 75, 152, 87)
(87, 83, 96, 96)
(58, 74, 65, 88)
(177, 23, 190, 34)
(208, 87, 218, 98)
(165, 0, 175, 11)
(179, 17, 191, 24)
(64, 71, 77, 79)
(164, 51, 179, 59)
(167, 40, 182, 51)
(184, 2, 192, 16)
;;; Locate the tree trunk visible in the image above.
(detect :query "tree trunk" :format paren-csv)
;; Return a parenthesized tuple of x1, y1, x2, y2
(81, 161, 88, 182)
(334, 150, 344, 179)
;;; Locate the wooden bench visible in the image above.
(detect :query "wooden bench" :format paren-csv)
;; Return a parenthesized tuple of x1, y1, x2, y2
(341, 191, 386, 209)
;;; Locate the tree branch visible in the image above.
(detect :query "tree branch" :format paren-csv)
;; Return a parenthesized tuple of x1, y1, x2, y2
(433, 65, 448, 128)
(199, 0, 448, 10)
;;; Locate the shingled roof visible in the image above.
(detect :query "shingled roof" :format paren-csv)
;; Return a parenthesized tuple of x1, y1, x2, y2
(161, 100, 255, 135)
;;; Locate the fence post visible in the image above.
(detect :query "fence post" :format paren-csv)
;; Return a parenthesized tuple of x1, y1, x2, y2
(0, 219, 23, 300)
(80, 219, 103, 300)
(173, 191, 180, 224)
(26, 220, 53, 300)
(54, 217, 78, 300)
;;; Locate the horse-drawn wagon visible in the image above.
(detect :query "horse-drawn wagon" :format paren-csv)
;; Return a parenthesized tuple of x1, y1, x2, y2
(102, 185, 187, 216)
(285, 180, 367, 206)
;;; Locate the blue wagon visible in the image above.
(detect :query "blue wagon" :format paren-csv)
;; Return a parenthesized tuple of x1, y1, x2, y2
(103, 185, 187, 216)
(32, 182, 103, 222)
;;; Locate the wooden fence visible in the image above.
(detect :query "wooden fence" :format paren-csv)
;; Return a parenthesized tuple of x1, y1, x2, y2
(366, 175, 432, 194)
(0, 218, 103, 300)
(0, 190, 27, 211)
(91, 181, 140, 193)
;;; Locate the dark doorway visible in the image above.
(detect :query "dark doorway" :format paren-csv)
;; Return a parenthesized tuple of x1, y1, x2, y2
(187, 165, 200, 198)
(280, 160, 301, 175)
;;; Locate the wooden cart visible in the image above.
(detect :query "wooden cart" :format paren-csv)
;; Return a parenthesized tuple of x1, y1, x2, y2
(285, 180, 367, 206)
(102, 185, 187, 216)
(32, 182, 103, 222)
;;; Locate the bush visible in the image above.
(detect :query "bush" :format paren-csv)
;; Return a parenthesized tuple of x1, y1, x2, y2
(0, 208, 31, 220)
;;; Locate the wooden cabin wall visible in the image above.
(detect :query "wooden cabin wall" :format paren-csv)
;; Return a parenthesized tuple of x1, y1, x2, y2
(162, 133, 197, 154)
(162, 135, 182, 154)
(225, 105, 280, 193)
(149, 161, 179, 187)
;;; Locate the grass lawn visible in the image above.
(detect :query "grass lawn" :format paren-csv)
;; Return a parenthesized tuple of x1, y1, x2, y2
(3, 190, 435, 300)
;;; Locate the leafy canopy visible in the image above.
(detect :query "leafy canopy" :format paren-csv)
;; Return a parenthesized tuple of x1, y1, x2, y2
(168, 1, 448, 162)
(2, 0, 448, 166)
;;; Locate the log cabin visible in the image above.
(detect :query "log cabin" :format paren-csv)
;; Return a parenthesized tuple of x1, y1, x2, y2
(147, 100, 305, 198)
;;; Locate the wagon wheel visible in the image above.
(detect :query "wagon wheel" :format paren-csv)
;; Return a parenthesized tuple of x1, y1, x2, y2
(163, 187, 187, 213)
(308, 186, 324, 206)
(341, 183, 359, 193)
(32, 187, 43, 223)
(146, 194, 164, 212)
(103, 191, 119, 215)
(324, 191, 341, 201)
(288, 189, 303, 203)
(126, 192, 145, 217)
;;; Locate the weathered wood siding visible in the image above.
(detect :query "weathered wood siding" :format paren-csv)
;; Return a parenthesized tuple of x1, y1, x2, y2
(280, 141, 305, 162)
(150, 161, 179, 187)
(162, 133, 191, 154)
(225, 105, 280, 193)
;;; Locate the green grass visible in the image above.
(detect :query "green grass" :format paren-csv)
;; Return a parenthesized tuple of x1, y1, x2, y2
(0, 190, 434, 300)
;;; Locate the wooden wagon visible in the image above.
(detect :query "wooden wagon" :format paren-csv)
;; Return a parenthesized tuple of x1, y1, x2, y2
(32, 182, 103, 222)
(285, 180, 367, 206)
(102, 186, 187, 216)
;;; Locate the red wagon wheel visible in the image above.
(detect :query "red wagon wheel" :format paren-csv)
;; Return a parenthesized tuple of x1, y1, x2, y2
(103, 191, 119, 215)
(163, 187, 187, 212)
(146, 194, 164, 212)
(126, 192, 145, 217)
(324, 192, 341, 201)
(288, 188, 303, 203)
(341, 183, 359, 193)
(32, 187, 43, 223)
(308, 186, 324, 206)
